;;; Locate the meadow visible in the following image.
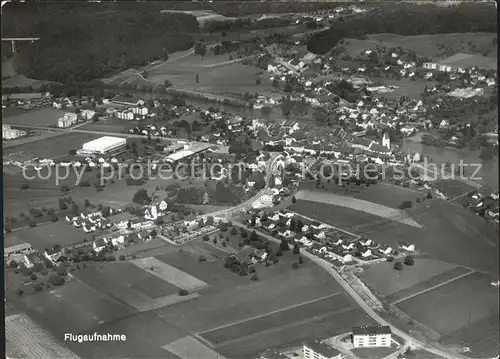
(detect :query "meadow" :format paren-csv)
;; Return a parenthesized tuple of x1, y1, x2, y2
(3, 108, 68, 127)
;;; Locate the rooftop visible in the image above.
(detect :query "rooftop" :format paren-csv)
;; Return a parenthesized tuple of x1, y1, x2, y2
(352, 325, 392, 336)
(304, 340, 341, 357)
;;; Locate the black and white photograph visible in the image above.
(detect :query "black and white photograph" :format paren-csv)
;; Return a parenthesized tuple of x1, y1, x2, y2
(2, 0, 499, 358)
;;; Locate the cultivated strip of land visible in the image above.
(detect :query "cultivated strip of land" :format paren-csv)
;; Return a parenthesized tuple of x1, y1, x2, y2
(392, 269, 476, 305)
(6, 313, 80, 359)
(131, 257, 208, 291)
(163, 335, 226, 359)
(295, 190, 422, 228)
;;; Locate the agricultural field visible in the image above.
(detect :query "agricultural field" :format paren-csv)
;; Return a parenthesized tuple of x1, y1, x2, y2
(289, 196, 499, 275)
(360, 259, 466, 298)
(74, 261, 200, 311)
(292, 189, 421, 227)
(377, 77, 436, 101)
(397, 272, 499, 358)
(299, 180, 421, 209)
(4, 132, 100, 161)
(2, 108, 68, 127)
(4, 221, 88, 249)
(2, 74, 53, 89)
(435, 179, 478, 201)
(366, 32, 497, 60)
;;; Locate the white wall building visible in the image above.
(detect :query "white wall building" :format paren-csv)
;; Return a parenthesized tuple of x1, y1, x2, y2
(352, 326, 392, 348)
(81, 109, 96, 120)
(303, 341, 342, 359)
(2, 125, 26, 139)
(81, 136, 127, 155)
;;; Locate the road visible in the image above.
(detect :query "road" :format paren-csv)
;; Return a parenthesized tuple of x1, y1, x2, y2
(230, 222, 470, 359)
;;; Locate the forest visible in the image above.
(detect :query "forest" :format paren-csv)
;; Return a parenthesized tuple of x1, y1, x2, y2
(4, 2, 199, 82)
(307, 3, 498, 54)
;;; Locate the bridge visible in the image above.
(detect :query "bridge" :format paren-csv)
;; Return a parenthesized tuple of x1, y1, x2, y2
(1, 37, 40, 53)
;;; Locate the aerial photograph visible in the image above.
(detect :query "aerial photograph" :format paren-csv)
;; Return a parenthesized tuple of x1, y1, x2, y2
(2, 1, 498, 359)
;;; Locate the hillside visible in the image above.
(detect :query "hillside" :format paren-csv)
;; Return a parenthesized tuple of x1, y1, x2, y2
(307, 3, 498, 55)
(4, 3, 199, 83)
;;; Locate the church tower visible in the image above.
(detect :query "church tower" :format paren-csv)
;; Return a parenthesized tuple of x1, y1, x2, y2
(382, 131, 391, 149)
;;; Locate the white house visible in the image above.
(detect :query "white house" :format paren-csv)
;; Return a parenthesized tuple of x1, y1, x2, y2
(93, 238, 108, 253)
(352, 326, 392, 348)
(398, 242, 415, 252)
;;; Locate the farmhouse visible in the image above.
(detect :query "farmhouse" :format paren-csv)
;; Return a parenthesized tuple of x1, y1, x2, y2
(79, 136, 127, 155)
(166, 142, 214, 162)
(352, 325, 392, 348)
(303, 340, 342, 359)
(5, 242, 34, 260)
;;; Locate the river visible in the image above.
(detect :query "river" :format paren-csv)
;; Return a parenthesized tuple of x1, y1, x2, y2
(401, 139, 498, 189)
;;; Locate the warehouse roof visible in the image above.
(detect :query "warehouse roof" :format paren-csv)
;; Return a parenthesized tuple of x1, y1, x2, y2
(352, 325, 392, 336)
(83, 136, 126, 150)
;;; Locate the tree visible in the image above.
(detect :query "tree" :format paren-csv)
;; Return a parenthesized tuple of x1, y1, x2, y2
(231, 227, 237, 235)
(292, 262, 299, 269)
(71, 202, 79, 215)
(404, 255, 415, 266)
(203, 235, 210, 241)
(206, 216, 214, 225)
(84, 199, 90, 207)
(386, 256, 395, 262)
(251, 274, 259, 281)
(291, 196, 296, 203)
(48, 274, 65, 286)
(132, 189, 150, 204)
(250, 230, 259, 241)
(119, 255, 126, 261)
(59, 198, 68, 210)
(276, 248, 283, 257)
(293, 244, 300, 255)
(20, 183, 30, 190)
(393, 261, 403, 271)
(127, 220, 132, 230)
(196, 73, 199, 83)
(198, 255, 207, 262)
(279, 239, 289, 251)
(179, 289, 189, 296)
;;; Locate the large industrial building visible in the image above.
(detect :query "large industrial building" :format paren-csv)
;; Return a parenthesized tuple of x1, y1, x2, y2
(79, 136, 127, 155)
(352, 325, 392, 348)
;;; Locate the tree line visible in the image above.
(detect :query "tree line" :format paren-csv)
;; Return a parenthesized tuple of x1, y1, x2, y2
(4, 2, 199, 83)
(307, 3, 498, 54)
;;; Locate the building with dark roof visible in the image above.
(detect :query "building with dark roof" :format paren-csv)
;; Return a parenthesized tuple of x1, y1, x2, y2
(352, 325, 392, 348)
(303, 340, 342, 359)
(260, 350, 289, 359)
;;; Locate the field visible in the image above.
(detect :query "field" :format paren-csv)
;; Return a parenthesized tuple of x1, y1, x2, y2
(366, 33, 497, 60)
(299, 180, 421, 209)
(6, 313, 81, 359)
(4, 132, 100, 160)
(7, 234, 368, 359)
(436, 179, 477, 200)
(397, 272, 499, 358)
(4, 221, 88, 249)
(2, 108, 68, 127)
(342, 33, 497, 60)
(360, 259, 465, 298)
(377, 77, 436, 101)
(74, 261, 199, 312)
(293, 189, 421, 228)
(291, 196, 499, 275)
(2, 74, 53, 89)
(105, 52, 279, 100)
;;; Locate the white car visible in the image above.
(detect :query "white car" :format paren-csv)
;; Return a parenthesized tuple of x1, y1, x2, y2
(491, 280, 500, 287)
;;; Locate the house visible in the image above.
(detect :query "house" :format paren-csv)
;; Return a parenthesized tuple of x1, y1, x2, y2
(439, 119, 449, 129)
(3, 125, 26, 140)
(398, 242, 415, 252)
(238, 245, 257, 264)
(352, 326, 392, 348)
(23, 253, 43, 269)
(81, 109, 96, 120)
(303, 340, 342, 359)
(254, 249, 268, 262)
(361, 249, 372, 258)
(378, 245, 393, 256)
(93, 238, 108, 253)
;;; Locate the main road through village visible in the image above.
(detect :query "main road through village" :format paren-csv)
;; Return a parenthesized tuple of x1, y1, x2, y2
(4, 124, 483, 358)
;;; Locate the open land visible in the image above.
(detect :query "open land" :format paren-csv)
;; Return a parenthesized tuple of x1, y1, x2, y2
(360, 259, 465, 298)
(3, 107, 69, 127)
(291, 197, 498, 274)
(342, 33, 497, 60)
(294, 189, 421, 227)
(4, 221, 89, 249)
(397, 272, 499, 358)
